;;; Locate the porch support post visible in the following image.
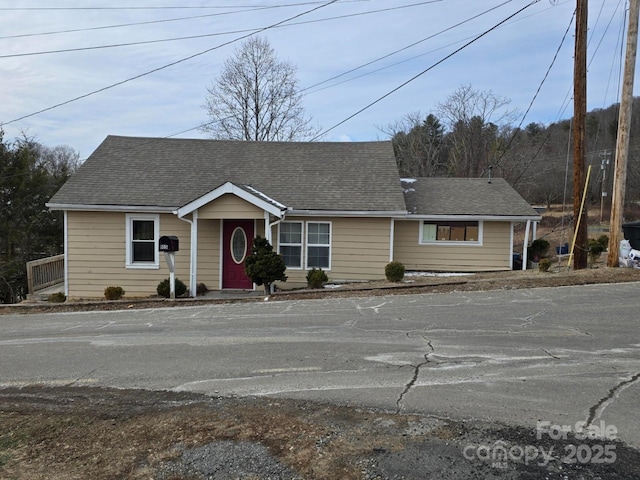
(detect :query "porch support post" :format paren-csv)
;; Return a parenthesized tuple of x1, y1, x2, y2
(522, 219, 531, 270)
(532, 221, 538, 241)
(189, 210, 198, 297)
(264, 211, 271, 243)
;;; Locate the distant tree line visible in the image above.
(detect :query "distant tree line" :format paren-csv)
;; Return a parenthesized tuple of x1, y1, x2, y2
(0, 132, 79, 303)
(387, 85, 640, 208)
(200, 37, 639, 208)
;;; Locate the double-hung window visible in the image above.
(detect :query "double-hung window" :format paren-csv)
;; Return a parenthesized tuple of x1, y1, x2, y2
(126, 214, 160, 268)
(306, 222, 331, 269)
(279, 222, 303, 268)
(278, 221, 332, 270)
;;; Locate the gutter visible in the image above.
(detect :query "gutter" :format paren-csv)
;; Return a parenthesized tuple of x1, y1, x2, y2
(286, 209, 408, 218)
(46, 203, 177, 213)
(396, 214, 542, 222)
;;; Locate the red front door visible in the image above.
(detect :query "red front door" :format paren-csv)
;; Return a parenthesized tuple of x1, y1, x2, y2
(222, 220, 254, 289)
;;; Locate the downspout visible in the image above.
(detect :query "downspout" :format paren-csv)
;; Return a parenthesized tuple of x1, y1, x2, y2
(389, 218, 395, 262)
(522, 219, 531, 270)
(64, 210, 69, 297)
(266, 210, 286, 294)
(510, 222, 515, 270)
(265, 210, 287, 242)
(177, 210, 198, 298)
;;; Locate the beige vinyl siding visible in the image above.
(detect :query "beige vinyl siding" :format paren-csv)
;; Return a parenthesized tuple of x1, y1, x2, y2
(393, 220, 512, 272)
(196, 219, 220, 290)
(66, 211, 192, 299)
(274, 216, 391, 289)
(198, 194, 264, 219)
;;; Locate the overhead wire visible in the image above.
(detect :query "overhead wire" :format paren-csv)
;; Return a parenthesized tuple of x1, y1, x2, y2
(0, 1, 443, 59)
(310, 0, 542, 141)
(304, 0, 569, 94)
(2, 0, 341, 126)
(504, 0, 624, 188)
(0, 6, 274, 40)
(0, 3, 343, 11)
(302, 0, 514, 93)
(0, 1, 370, 40)
(497, 5, 576, 184)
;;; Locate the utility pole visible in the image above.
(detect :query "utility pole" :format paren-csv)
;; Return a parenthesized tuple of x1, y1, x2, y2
(573, 0, 588, 270)
(608, 0, 640, 267)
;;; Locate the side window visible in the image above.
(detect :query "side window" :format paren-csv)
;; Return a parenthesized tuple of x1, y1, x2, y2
(420, 221, 481, 244)
(306, 222, 331, 269)
(278, 222, 303, 269)
(126, 214, 159, 268)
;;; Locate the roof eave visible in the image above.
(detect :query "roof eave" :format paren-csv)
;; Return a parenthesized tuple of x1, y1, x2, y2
(399, 213, 542, 222)
(46, 203, 178, 213)
(176, 181, 286, 218)
(287, 209, 408, 217)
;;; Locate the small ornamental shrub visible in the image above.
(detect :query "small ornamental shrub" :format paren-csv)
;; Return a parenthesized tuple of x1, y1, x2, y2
(596, 234, 609, 250)
(104, 286, 125, 300)
(48, 292, 66, 303)
(385, 261, 405, 282)
(538, 258, 551, 272)
(157, 278, 187, 298)
(196, 282, 208, 295)
(244, 236, 287, 295)
(529, 238, 550, 261)
(306, 268, 328, 289)
(588, 236, 608, 266)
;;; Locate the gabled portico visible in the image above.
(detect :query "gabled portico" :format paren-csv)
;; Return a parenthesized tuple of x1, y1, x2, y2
(175, 182, 288, 295)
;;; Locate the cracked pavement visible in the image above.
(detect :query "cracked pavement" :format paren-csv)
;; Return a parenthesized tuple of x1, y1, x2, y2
(1, 282, 639, 449)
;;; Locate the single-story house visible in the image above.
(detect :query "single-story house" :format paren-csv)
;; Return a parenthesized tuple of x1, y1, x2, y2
(46, 135, 541, 299)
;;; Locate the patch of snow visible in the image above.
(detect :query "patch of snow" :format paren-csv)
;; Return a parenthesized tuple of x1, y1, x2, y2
(244, 185, 287, 210)
(403, 188, 415, 193)
(405, 271, 473, 278)
(400, 178, 417, 183)
(323, 284, 343, 289)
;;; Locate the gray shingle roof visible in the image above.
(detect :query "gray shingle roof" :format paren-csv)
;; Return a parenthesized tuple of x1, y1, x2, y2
(402, 177, 539, 218)
(48, 136, 408, 212)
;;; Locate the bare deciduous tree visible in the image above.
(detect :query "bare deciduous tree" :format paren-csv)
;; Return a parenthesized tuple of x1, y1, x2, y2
(202, 37, 318, 141)
(436, 85, 518, 178)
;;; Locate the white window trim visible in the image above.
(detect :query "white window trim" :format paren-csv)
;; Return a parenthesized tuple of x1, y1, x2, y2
(278, 221, 304, 270)
(305, 221, 332, 270)
(418, 220, 483, 246)
(126, 213, 160, 269)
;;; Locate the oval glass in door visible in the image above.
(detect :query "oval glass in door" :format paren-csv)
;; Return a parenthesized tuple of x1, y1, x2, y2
(230, 227, 248, 264)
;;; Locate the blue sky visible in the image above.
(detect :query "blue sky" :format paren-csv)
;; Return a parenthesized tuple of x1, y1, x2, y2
(0, 0, 635, 159)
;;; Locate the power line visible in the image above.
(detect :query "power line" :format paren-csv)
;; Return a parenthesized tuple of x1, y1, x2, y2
(499, 5, 575, 170)
(310, 0, 542, 141)
(302, 0, 514, 93)
(0, 1, 372, 40)
(3, 0, 341, 126)
(0, 7, 271, 40)
(0, 3, 334, 11)
(0, 1, 442, 59)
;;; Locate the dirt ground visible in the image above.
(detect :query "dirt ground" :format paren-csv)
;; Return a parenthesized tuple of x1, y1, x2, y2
(1, 262, 640, 479)
(2, 386, 640, 480)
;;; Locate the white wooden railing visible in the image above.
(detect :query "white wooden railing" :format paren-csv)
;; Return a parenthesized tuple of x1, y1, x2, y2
(26, 254, 65, 294)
